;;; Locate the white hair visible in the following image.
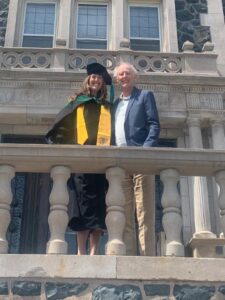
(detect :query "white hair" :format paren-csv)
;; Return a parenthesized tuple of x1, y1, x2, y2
(113, 63, 138, 78)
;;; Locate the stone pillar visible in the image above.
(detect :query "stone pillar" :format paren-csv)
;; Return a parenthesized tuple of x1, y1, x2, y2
(215, 171, 225, 236)
(0, 165, 15, 253)
(105, 167, 126, 255)
(4, 0, 19, 46)
(160, 169, 184, 256)
(211, 119, 225, 150)
(47, 166, 70, 254)
(111, 0, 125, 49)
(187, 118, 215, 238)
(52, 0, 72, 71)
(200, 0, 225, 75)
(211, 119, 225, 241)
(56, 0, 72, 46)
(162, 0, 179, 52)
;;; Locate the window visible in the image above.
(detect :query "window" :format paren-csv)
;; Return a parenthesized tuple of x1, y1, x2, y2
(22, 2, 56, 48)
(76, 4, 107, 49)
(129, 6, 160, 51)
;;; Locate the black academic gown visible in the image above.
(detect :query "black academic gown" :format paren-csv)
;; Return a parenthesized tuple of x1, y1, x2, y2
(46, 96, 110, 231)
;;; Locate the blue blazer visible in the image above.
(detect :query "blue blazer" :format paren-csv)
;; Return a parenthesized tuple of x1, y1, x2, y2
(112, 87, 160, 147)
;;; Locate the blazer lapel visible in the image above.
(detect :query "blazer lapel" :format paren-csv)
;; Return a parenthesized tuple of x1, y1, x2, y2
(125, 87, 138, 122)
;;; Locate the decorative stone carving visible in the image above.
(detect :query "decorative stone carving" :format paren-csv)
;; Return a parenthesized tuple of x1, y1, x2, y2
(47, 166, 70, 254)
(202, 42, 214, 52)
(182, 41, 194, 52)
(134, 55, 182, 73)
(68, 53, 116, 71)
(1, 51, 51, 69)
(105, 167, 126, 255)
(187, 94, 224, 110)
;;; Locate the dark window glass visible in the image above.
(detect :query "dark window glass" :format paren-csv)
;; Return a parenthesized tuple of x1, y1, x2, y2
(76, 4, 107, 49)
(130, 6, 160, 51)
(22, 3, 55, 48)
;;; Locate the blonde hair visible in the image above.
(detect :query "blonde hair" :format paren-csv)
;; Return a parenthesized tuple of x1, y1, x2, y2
(69, 75, 108, 102)
(113, 63, 138, 79)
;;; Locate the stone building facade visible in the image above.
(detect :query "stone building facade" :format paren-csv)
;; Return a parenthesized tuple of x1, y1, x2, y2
(0, 0, 225, 299)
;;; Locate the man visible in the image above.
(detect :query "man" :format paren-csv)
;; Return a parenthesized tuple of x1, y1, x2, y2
(112, 62, 160, 256)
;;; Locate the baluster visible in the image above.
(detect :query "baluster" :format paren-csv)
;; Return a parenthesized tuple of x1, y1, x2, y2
(47, 166, 70, 254)
(215, 171, 225, 235)
(105, 167, 126, 255)
(160, 169, 184, 256)
(0, 165, 15, 253)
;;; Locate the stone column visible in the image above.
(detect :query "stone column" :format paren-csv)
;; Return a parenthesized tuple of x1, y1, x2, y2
(111, 0, 125, 49)
(0, 165, 15, 253)
(211, 119, 225, 150)
(160, 169, 184, 256)
(47, 166, 70, 254)
(211, 119, 225, 239)
(187, 118, 215, 238)
(215, 171, 225, 236)
(53, 0, 72, 71)
(56, 0, 72, 45)
(162, 0, 179, 52)
(4, 0, 19, 46)
(105, 167, 126, 255)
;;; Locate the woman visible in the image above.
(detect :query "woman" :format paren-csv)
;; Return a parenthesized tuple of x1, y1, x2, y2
(46, 63, 113, 255)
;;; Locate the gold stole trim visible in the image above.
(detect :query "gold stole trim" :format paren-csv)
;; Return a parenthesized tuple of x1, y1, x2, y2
(76, 104, 111, 146)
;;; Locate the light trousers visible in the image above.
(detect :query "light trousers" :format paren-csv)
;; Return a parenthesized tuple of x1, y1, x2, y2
(122, 174, 155, 256)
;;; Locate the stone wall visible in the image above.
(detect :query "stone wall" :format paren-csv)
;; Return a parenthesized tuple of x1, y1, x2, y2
(175, 0, 211, 52)
(0, 0, 9, 47)
(2, 255, 225, 300)
(0, 279, 224, 299)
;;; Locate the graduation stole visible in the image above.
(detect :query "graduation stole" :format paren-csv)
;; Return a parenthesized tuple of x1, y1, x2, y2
(76, 95, 111, 146)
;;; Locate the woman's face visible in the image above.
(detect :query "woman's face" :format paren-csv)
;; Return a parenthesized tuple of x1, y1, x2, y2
(89, 74, 104, 95)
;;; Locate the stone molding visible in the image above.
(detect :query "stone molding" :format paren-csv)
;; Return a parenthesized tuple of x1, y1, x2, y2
(0, 80, 225, 94)
(1, 255, 225, 282)
(186, 117, 201, 128)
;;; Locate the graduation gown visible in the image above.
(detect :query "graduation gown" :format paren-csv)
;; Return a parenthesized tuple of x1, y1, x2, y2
(46, 95, 110, 231)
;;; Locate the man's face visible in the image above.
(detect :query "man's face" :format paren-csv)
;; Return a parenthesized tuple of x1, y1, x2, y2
(116, 65, 135, 91)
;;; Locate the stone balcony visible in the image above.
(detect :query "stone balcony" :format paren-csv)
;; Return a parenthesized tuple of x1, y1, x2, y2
(0, 145, 225, 299)
(0, 144, 225, 257)
(0, 45, 219, 76)
(0, 47, 225, 299)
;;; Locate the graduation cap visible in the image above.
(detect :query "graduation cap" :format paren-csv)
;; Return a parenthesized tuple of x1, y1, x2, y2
(87, 62, 112, 85)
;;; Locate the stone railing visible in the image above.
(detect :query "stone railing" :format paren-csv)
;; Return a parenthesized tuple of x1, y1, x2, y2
(0, 144, 225, 257)
(0, 46, 218, 76)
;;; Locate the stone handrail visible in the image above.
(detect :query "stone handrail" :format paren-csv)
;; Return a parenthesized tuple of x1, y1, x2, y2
(0, 144, 225, 256)
(0, 47, 218, 76)
(0, 144, 224, 175)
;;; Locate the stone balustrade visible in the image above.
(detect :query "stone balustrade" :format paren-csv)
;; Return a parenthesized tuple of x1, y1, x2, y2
(0, 144, 225, 257)
(0, 46, 218, 76)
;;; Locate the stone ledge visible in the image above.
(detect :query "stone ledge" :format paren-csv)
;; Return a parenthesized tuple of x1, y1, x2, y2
(1, 255, 225, 282)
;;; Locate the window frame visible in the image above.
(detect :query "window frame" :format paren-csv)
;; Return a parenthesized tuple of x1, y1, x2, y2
(75, 1, 109, 49)
(20, 0, 58, 48)
(128, 3, 162, 52)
